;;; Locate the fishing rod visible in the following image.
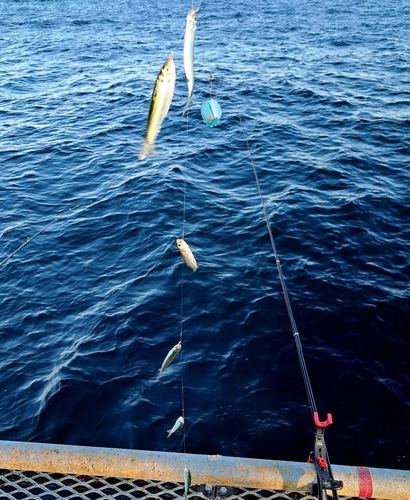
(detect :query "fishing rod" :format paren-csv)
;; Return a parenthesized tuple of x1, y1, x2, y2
(0, 204, 81, 270)
(229, 104, 343, 498)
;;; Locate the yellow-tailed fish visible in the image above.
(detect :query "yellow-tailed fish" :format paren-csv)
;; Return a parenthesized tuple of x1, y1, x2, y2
(176, 238, 198, 271)
(159, 341, 181, 373)
(139, 54, 176, 160)
(182, 8, 198, 115)
(167, 416, 184, 438)
(183, 467, 191, 499)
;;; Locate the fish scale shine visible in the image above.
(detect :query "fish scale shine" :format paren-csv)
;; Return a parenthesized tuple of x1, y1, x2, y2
(139, 54, 176, 160)
(183, 467, 191, 499)
(182, 8, 198, 115)
(176, 238, 198, 271)
(159, 341, 181, 373)
(167, 416, 184, 438)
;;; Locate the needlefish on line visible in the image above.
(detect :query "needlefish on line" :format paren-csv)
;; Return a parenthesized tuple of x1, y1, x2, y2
(176, 238, 198, 271)
(139, 53, 176, 160)
(159, 341, 181, 373)
(167, 416, 184, 437)
(182, 8, 198, 115)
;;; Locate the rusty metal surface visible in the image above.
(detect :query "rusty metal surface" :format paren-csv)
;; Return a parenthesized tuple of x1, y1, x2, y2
(0, 441, 408, 499)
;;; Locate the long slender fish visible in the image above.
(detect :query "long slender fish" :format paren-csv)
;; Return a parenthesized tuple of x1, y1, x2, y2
(183, 467, 191, 499)
(176, 238, 198, 271)
(167, 416, 184, 438)
(139, 54, 176, 160)
(159, 341, 181, 373)
(182, 8, 198, 115)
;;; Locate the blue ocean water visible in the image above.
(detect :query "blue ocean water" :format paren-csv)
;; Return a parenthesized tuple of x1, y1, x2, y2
(1, 0, 409, 472)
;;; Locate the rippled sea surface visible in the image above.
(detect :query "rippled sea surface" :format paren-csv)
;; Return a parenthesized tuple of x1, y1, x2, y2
(1, 0, 409, 470)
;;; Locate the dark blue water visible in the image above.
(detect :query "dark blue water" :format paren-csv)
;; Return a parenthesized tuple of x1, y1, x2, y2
(1, 0, 409, 472)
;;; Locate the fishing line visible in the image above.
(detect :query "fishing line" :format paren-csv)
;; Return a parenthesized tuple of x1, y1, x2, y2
(182, 176, 187, 240)
(0, 204, 82, 270)
(179, 259, 187, 453)
(178, 80, 192, 455)
(180, 150, 188, 454)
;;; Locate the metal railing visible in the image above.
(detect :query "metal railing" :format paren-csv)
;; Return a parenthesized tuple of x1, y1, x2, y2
(0, 441, 409, 500)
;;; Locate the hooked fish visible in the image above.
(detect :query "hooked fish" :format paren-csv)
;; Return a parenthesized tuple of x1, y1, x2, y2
(183, 467, 191, 499)
(139, 54, 176, 160)
(159, 341, 181, 373)
(167, 416, 184, 438)
(176, 238, 198, 271)
(182, 8, 198, 115)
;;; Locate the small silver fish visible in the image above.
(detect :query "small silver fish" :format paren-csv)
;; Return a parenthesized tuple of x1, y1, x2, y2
(183, 467, 191, 499)
(159, 341, 181, 373)
(167, 416, 184, 438)
(183, 8, 198, 115)
(139, 54, 176, 160)
(176, 238, 198, 271)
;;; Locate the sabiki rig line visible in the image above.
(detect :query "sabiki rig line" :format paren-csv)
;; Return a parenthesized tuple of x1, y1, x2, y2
(0, 204, 81, 270)
(233, 104, 343, 499)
